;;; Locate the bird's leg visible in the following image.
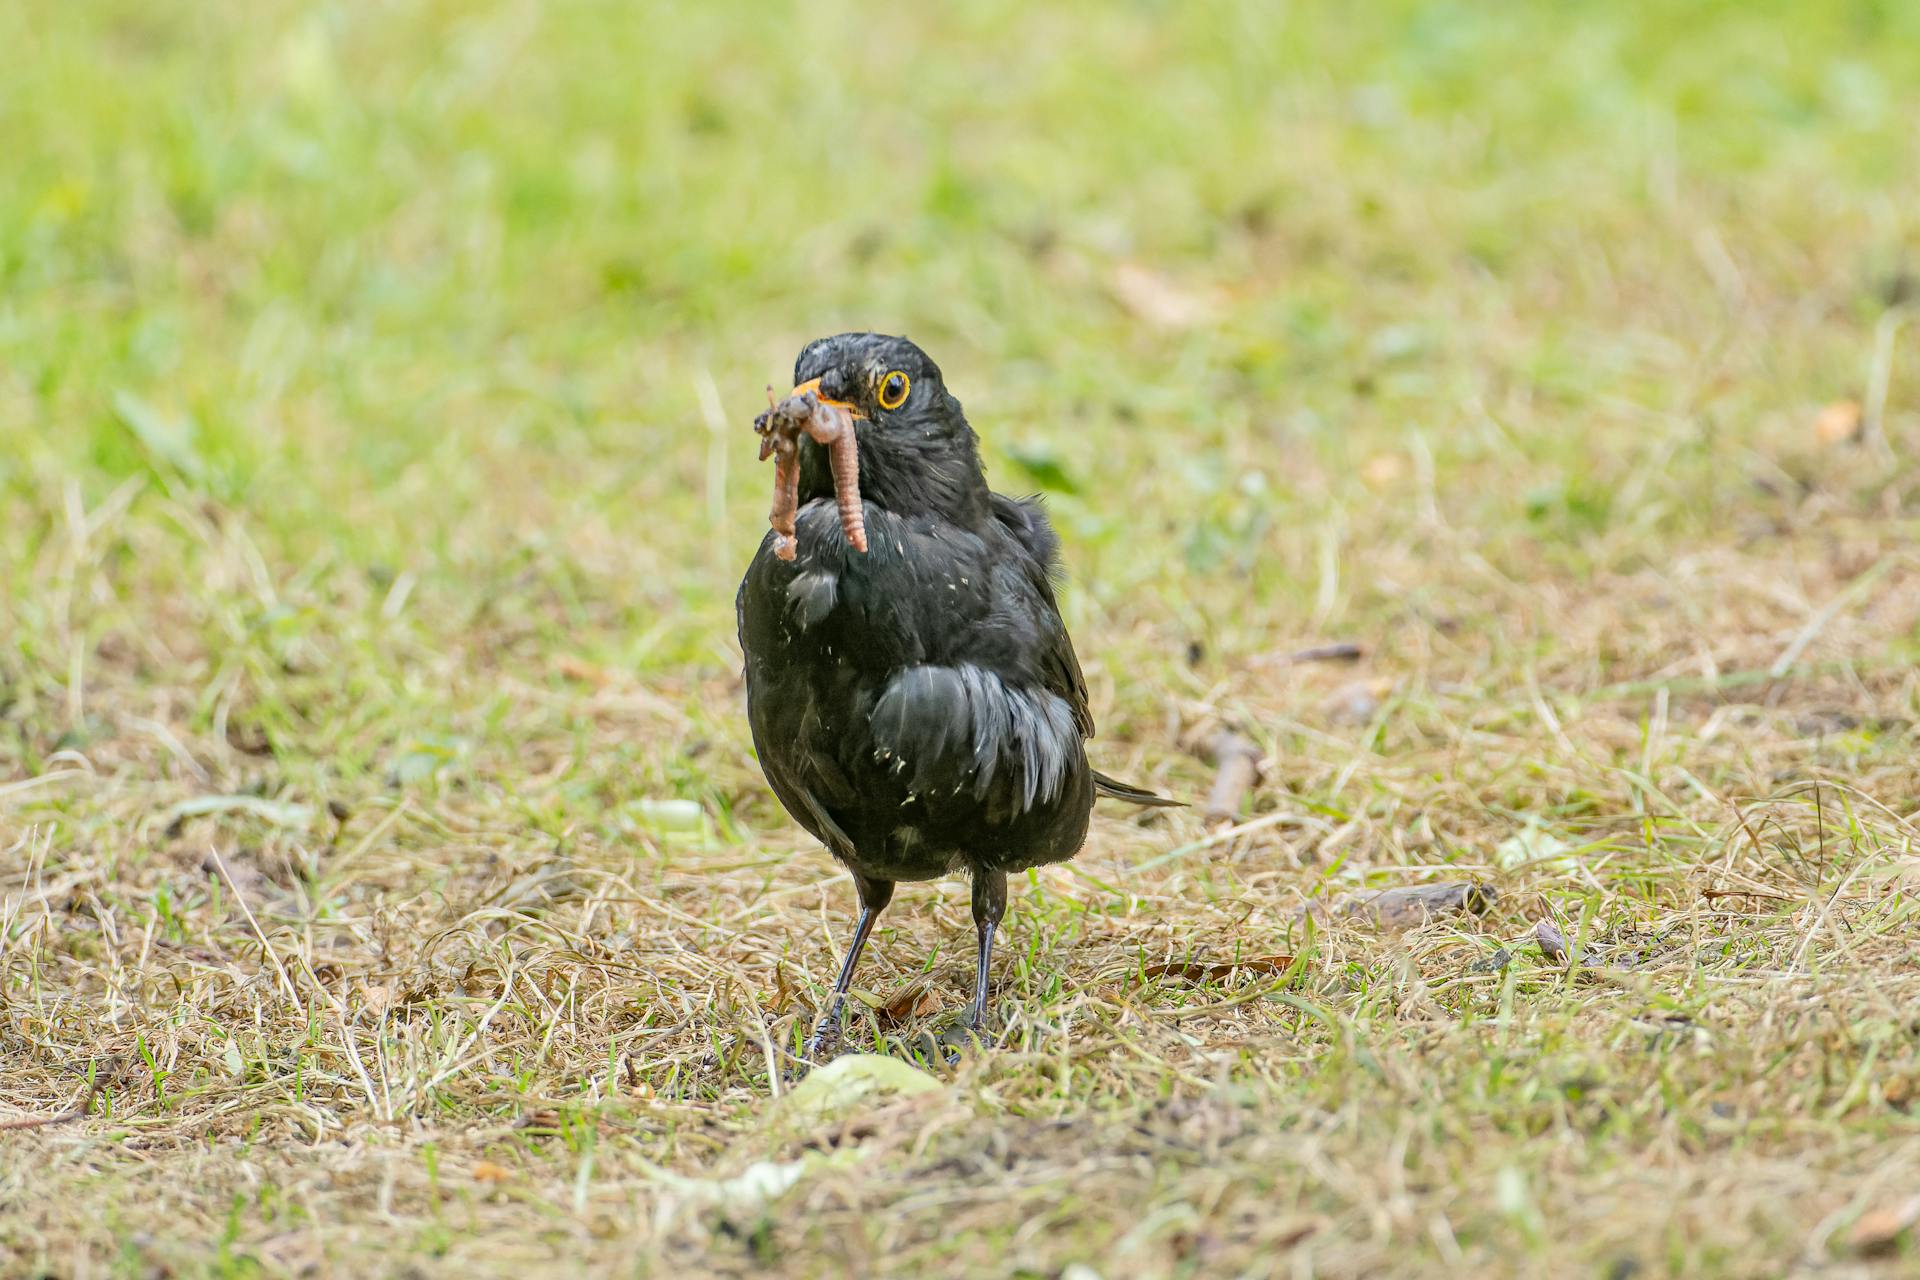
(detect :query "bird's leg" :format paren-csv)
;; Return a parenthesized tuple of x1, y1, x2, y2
(808, 904, 879, 1052)
(967, 868, 1008, 1031)
(802, 873, 894, 1064)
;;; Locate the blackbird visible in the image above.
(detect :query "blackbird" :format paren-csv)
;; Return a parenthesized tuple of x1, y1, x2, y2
(737, 332, 1178, 1062)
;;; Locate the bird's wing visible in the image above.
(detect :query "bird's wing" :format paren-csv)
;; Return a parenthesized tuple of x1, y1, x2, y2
(868, 663, 1083, 823)
(759, 749, 860, 856)
(990, 494, 1095, 739)
(990, 495, 1182, 810)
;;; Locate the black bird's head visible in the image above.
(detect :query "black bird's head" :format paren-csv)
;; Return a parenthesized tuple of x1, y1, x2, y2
(785, 332, 990, 527)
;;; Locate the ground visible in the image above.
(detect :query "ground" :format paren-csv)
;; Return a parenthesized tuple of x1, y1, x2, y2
(4, 1, 1920, 1276)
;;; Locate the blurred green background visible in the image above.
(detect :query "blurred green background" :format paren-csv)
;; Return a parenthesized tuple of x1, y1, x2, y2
(3, 0, 1917, 792)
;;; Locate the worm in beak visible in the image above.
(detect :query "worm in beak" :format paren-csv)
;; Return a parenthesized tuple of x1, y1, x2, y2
(752, 387, 868, 562)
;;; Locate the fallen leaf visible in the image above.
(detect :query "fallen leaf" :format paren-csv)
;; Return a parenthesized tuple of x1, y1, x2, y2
(1495, 1164, 1538, 1228)
(472, 1160, 513, 1184)
(877, 978, 941, 1029)
(1360, 454, 1405, 487)
(776, 1054, 942, 1127)
(1324, 677, 1393, 725)
(647, 1154, 854, 1225)
(648, 1159, 814, 1220)
(556, 656, 612, 687)
(1108, 263, 1221, 331)
(632, 798, 704, 831)
(1847, 1196, 1920, 1256)
(1536, 919, 1572, 964)
(1496, 819, 1575, 871)
(1814, 398, 1863, 447)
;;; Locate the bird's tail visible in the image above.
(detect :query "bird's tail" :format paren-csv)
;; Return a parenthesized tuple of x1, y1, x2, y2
(1092, 771, 1185, 808)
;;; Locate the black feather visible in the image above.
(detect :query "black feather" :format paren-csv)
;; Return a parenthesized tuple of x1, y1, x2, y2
(1092, 771, 1184, 808)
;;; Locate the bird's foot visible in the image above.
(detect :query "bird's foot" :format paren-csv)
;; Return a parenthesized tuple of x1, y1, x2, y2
(796, 1017, 845, 1073)
(918, 1010, 996, 1066)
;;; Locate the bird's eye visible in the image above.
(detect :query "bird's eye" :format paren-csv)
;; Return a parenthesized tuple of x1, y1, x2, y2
(877, 370, 910, 410)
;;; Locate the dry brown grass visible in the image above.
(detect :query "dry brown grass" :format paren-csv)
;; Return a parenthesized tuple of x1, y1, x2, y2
(7, 477, 1920, 1276)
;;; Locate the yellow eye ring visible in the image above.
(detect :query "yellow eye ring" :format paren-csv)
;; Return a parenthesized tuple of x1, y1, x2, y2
(877, 370, 910, 410)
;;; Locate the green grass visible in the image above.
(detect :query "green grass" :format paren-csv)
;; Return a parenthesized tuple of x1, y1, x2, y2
(5, 0, 1920, 1275)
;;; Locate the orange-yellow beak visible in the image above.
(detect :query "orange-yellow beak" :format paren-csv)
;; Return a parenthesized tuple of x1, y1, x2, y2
(790, 377, 865, 418)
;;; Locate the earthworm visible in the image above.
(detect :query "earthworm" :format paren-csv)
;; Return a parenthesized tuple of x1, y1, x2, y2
(753, 389, 867, 561)
(801, 395, 868, 555)
(765, 431, 801, 561)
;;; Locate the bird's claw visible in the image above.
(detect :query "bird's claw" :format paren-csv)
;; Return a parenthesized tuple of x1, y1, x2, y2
(797, 1016, 845, 1071)
(914, 1007, 996, 1066)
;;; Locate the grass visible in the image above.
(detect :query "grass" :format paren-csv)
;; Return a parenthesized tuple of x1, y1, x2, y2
(4, 0, 1920, 1274)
